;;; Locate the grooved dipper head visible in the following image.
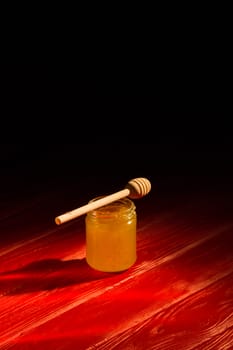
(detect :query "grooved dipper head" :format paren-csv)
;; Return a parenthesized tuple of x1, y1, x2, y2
(125, 177, 151, 199)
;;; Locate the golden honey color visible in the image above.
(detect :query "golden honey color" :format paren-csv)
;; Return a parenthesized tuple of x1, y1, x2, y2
(85, 197, 137, 272)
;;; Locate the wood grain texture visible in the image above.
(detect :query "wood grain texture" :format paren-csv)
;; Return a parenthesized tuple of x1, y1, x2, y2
(0, 179, 233, 349)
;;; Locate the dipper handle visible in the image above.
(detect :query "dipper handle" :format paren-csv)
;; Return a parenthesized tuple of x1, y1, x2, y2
(55, 177, 151, 225)
(55, 189, 129, 225)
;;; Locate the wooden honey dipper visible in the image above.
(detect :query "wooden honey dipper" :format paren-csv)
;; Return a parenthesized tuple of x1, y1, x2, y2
(55, 177, 151, 225)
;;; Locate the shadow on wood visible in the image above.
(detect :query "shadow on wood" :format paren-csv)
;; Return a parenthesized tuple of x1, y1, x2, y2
(0, 258, 115, 295)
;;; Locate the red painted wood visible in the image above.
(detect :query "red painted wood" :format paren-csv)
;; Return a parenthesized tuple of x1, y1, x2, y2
(0, 178, 233, 349)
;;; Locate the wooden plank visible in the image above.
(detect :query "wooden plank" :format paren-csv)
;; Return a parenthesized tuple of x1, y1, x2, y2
(1, 184, 233, 349)
(95, 273, 233, 350)
(1, 219, 232, 349)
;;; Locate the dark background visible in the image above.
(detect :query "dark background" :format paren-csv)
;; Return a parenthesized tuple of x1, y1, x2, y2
(1, 64, 232, 204)
(1, 142, 233, 204)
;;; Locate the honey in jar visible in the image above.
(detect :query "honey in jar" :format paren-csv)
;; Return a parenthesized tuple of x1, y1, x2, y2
(85, 197, 137, 272)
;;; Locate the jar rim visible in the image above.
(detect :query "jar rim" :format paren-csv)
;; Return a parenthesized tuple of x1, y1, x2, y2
(87, 196, 136, 218)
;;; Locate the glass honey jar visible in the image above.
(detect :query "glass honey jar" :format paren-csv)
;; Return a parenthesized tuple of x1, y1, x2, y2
(85, 197, 137, 272)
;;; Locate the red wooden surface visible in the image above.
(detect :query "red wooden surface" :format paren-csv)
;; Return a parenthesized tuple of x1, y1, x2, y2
(0, 177, 233, 349)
